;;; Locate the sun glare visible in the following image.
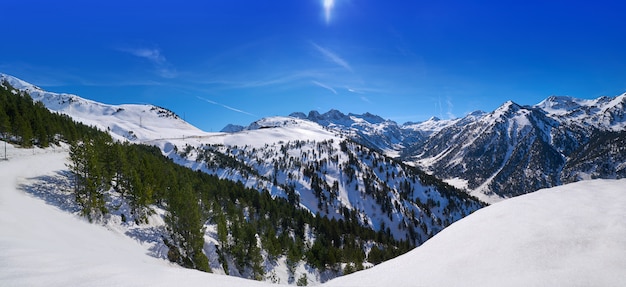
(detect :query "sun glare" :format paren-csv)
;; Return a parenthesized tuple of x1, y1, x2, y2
(323, 0, 335, 24)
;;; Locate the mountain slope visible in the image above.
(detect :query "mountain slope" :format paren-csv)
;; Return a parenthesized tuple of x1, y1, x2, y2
(0, 144, 270, 287)
(164, 116, 484, 245)
(272, 98, 626, 203)
(325, 178, 626, 287)
(406, 102, 571, 200)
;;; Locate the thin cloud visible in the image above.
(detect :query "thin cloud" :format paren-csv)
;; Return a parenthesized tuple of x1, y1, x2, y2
(312, 80, 337, 94)
(189, 70, 328, 90)
(122, 48, 166, 64)
(446, 97, 456, 119)
(117, 46, 177, 78)
(360, 96, 371, 103)
(311, 42, 352, 72)
(196, 96, 256, 117)
(347, 87, 365, 94)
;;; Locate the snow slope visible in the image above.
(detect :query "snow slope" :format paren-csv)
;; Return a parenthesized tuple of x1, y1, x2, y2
(325, 179, 626, 287)
(0, 142, 270, 287)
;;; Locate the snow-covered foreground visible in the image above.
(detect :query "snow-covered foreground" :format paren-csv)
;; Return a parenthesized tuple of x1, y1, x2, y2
(325, 178, 626, 287)
(0, 143, 269, 287)
(2, 142, 626, 286)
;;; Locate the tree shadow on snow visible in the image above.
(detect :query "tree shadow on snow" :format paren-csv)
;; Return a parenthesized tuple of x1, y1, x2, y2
(19, 170, 170, 261)
(19, 170, 81, 214)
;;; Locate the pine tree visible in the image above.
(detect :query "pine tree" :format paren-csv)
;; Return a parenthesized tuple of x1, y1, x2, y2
(0, 107, 10, 139)
(165, 181, 210, 272)
(67, 139, 108, 222)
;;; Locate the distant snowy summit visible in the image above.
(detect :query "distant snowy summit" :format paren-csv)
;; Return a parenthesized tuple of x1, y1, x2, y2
(290, 109, 387, 126)
(220, 124, 245, 133)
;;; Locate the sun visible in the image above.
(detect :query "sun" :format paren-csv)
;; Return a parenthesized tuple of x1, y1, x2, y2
(323, 0, 335, 24)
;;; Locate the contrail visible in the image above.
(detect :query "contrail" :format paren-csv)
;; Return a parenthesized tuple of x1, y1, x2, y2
(196, 96, 256, 117)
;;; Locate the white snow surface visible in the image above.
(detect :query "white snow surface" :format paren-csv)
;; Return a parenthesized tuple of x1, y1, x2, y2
(0, 143, 270, 287)
(325, 178, 626, 287)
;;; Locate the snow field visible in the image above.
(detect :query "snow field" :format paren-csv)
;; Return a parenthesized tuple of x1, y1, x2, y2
(324, 178, 626, 287)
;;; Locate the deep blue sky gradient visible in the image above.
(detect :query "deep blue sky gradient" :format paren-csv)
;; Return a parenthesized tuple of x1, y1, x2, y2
(2, 0, 625, 131)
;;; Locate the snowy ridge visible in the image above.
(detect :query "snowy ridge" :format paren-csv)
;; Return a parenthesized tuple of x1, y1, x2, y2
(5, 71, 626, 202)
(0, 73, 208, 142)
(402, 116, 458, 136)
(325, 178, 626, 287)
(538, 93, 626, 131)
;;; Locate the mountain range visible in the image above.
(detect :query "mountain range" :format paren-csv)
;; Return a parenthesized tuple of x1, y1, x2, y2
(7, 70, 624, 204)
(229, 95, 625, 203)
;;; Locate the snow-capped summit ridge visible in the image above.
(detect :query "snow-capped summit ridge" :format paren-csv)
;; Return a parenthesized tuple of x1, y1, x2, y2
(348, 112, 386, 124)
(0, 73, 44, 92)
(290, 109, 389, 126)
(1, 73, 205, 142)
(536, 95, 586, 114)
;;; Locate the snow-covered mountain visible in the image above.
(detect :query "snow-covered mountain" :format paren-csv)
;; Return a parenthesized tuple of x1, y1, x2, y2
(536, 95, 626, 131)
(8, 70, 625, 203)
(0, 73, 208, 143)
(1, 73, 485, 284)
(403, 95, 626, 202)
(7, 71, 624, 203)
(160, 114, 484, 246)
(234, 95, 626, 203)
(288, 110, 425, 157)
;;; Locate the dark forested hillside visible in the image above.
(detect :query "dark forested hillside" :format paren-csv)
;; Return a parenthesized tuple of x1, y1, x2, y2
(0, 80, 101, 147)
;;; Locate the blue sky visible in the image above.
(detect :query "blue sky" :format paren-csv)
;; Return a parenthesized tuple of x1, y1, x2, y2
(1, 0, 625, 131)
